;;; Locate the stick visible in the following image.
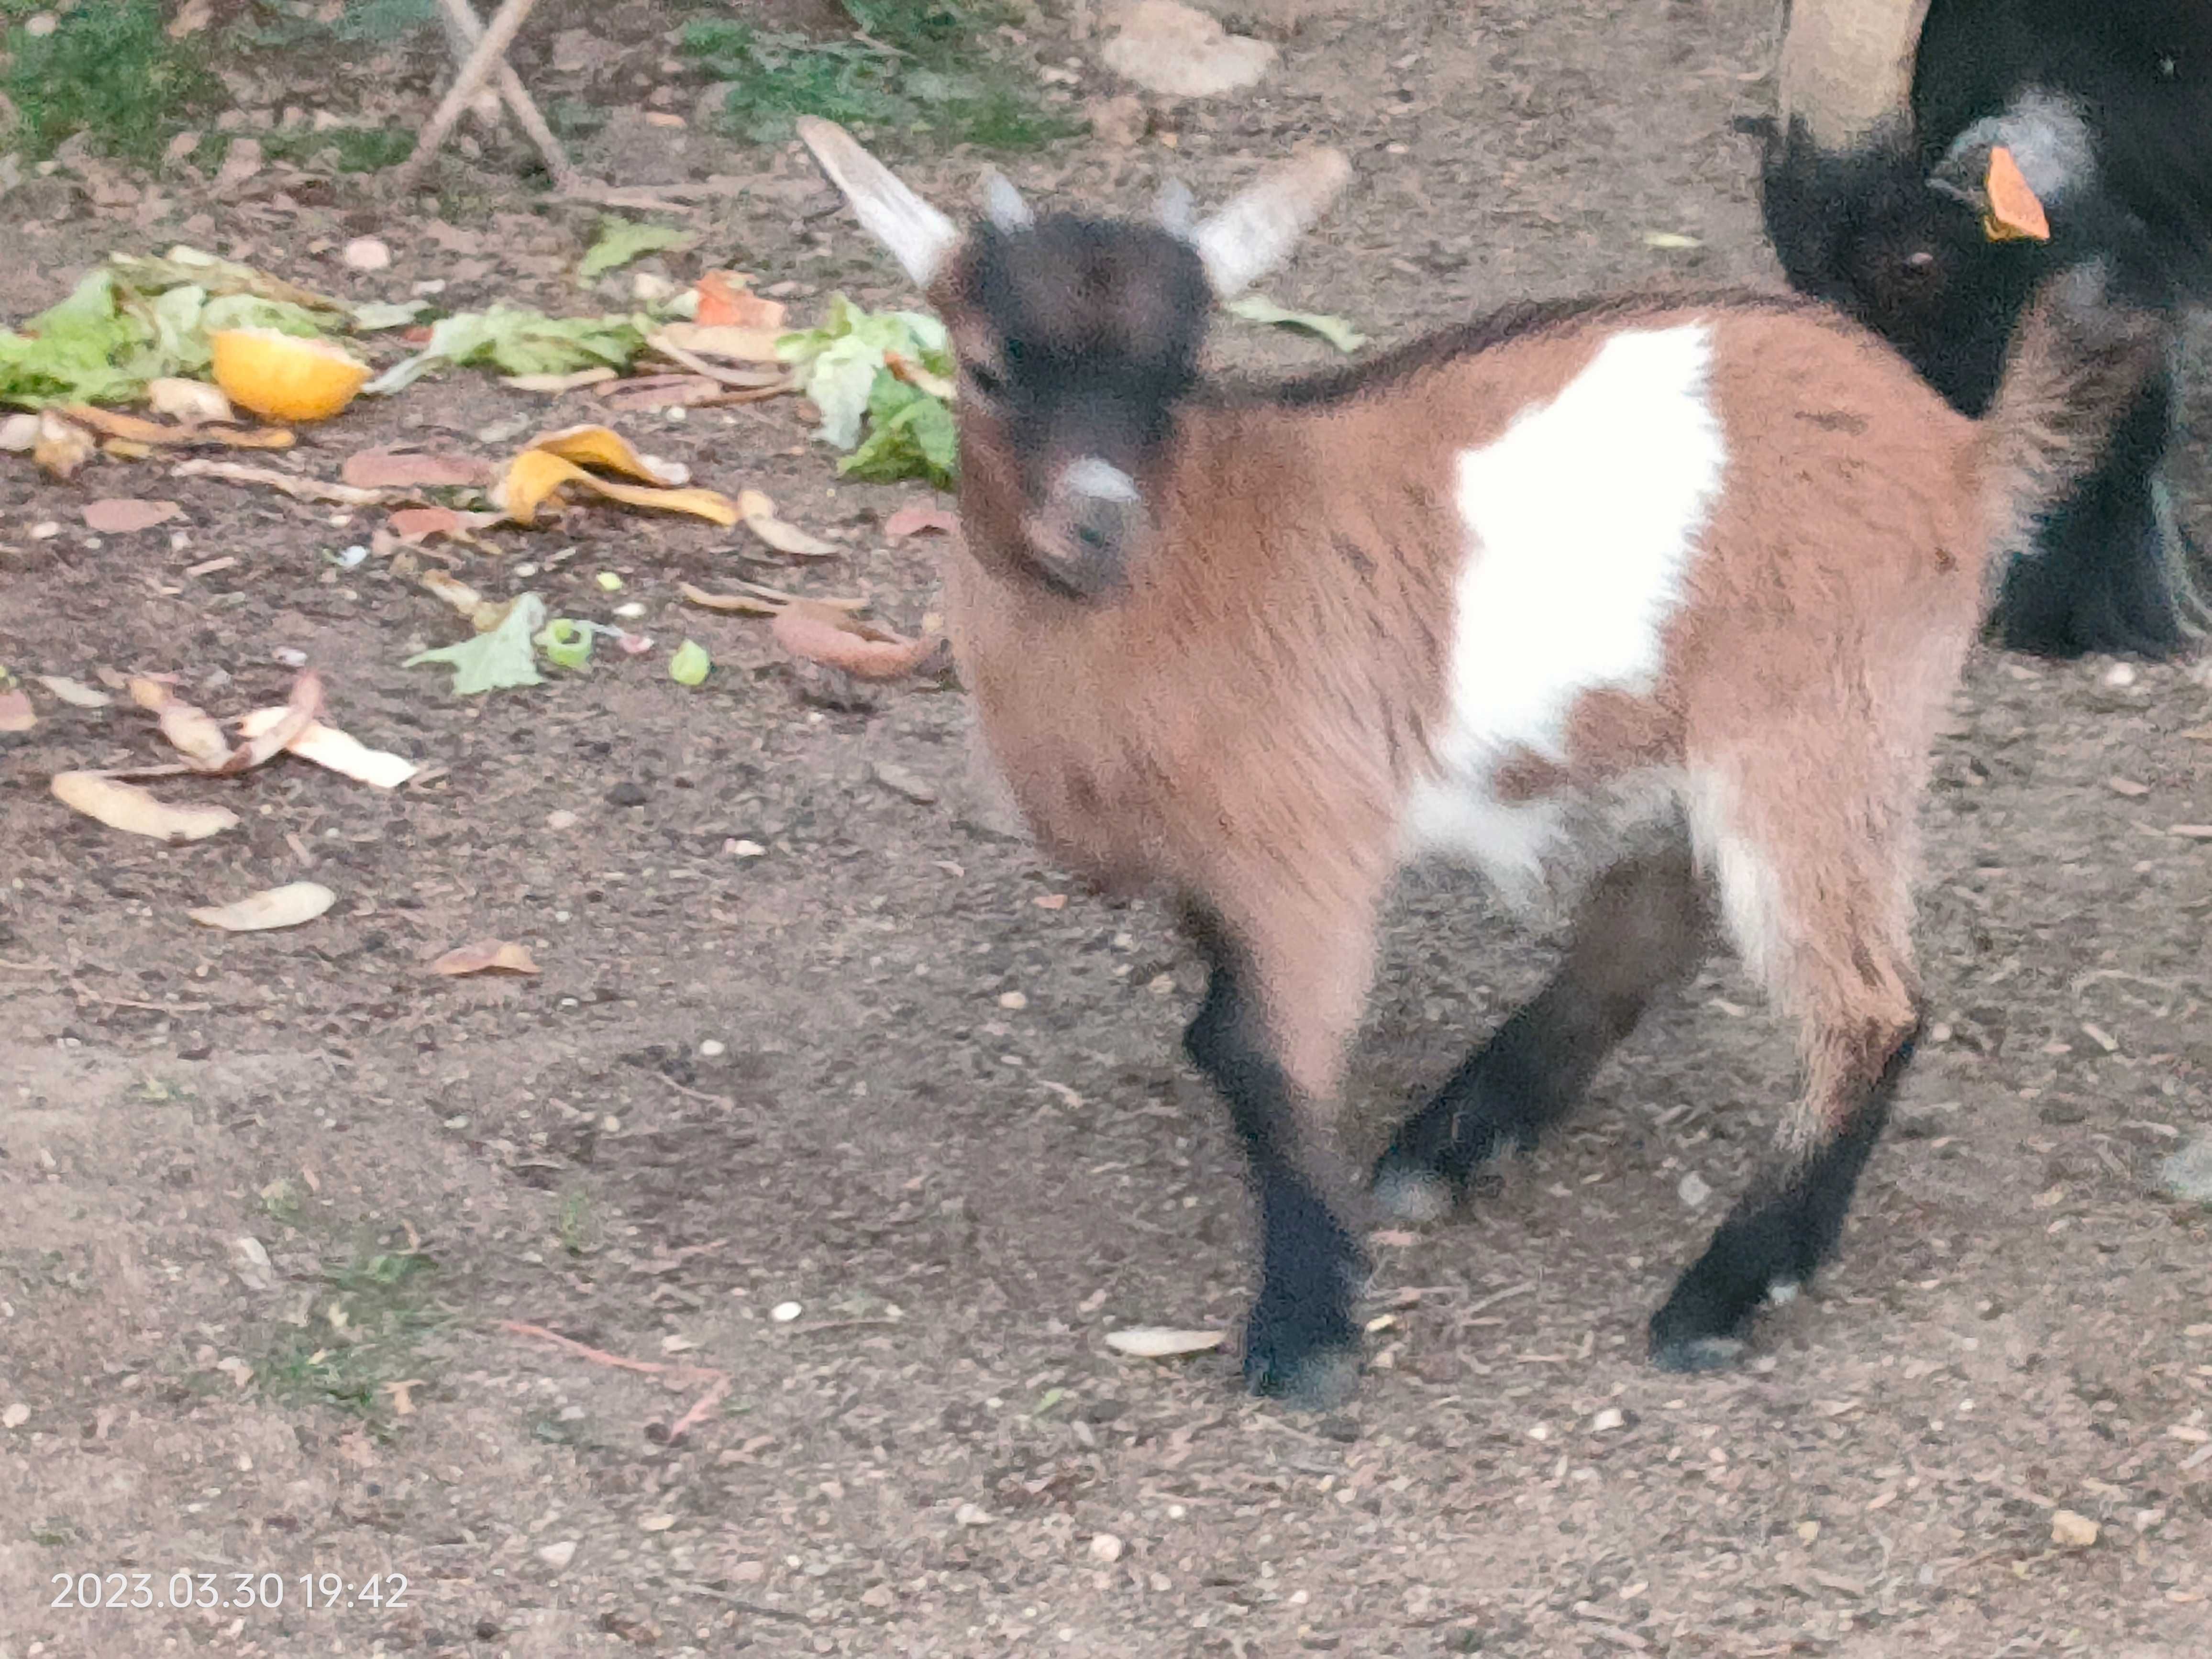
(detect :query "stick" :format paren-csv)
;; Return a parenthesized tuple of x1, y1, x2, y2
(431, 0, 580, 189)
(390, 0, 546, 197)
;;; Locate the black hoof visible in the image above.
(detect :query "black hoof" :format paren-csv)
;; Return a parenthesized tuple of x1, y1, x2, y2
(1242, 1297, 1361, 1408)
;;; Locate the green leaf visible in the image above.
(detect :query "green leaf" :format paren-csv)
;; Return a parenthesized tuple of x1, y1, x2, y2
(1225, 294, 1367, 354)
(776, 293, 955, 450)
(352, 300, 428, 331)
(405, 595, 548, 695)
(578, 218, 691, 281)
(363, 307, 648, 395)
(0, 270, 155, 408)
(839, 370, 958, 488)
(668, 640, 712, 686)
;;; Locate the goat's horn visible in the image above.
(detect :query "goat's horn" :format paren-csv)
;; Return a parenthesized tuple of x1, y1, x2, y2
(982, 171, 1034, 232)
(1188, 148, 1353, 299)
(794, 116, 961, 288)
(1775, 0, 1934, 151)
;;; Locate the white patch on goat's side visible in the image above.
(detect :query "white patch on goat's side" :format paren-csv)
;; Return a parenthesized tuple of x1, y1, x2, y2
(1405, 324, 1726, 894)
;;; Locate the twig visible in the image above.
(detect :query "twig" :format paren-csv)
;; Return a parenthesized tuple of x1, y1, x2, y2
(390, 0, 547, 197)
(67, 977, 210, 1015)
(640, 1068, 737, 1109)
(432, 0, 579, 189)
(500, 1319, 732, 1443)
(673, 1583, 807, 1622)
(0, 960, 62, 973)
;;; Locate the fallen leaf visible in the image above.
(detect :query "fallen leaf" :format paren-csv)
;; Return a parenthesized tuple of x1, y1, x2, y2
(386, 505, 500, 546)
(738, 489, 838, 559)
(695, 271, 785, 331)
(35, 675, 111, 709)
(146, 377, 235, 424)
(0, 689, 34, 732)
(188, 881, 337, 932)
(169, 458, 393, 507)
(342, 449, 494, 490)
(236, 707, 418, 788)
(527, 424, 683, 486)
(364, 306, 647, 396)
(34, 410, 95, 478)
(420, 570, 508, 631)
(578, 217, 690, 280)
(431, 939, 541, 976)
(502, 366, 620, 394)
(772, 601, 940, 680)
(669, 640, 711, 685)
(50, 772, 238, 841)
(83, 498, 183, 533)
(884, 504, 960, 541)
(130, 677, 234, 767)
(382, 1378, 425, 1415)
(1225, 294, 1367, 353)
(1104, 1327, 1226, 1358)
(1642, 231, 1704, 250)
(223, 671, 324, 773)
(63, 404, 292, 450)
(653, 320, 786, 365)
(602, 374, 726, 412)
(406, 593, 548, 694)
(681, 580, 868, 615)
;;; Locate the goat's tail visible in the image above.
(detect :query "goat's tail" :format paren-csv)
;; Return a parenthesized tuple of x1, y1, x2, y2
(1970, 260, 2173, 594)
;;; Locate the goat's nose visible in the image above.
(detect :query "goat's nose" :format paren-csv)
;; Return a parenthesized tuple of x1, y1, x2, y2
(1030, 457, 1151, 595)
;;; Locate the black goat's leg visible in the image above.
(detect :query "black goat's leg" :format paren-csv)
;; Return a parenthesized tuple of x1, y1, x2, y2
(1373, 845, 1710, 1220)
(1183, 914, 1368, 1408)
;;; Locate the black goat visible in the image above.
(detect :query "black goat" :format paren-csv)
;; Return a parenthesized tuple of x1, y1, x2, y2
(1763, 0, 2212, 658)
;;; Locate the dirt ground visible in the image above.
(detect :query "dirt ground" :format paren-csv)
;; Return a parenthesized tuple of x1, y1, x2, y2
(5, 1, 2212, 1655)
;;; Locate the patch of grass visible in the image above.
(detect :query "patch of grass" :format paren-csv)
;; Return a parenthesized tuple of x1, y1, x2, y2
(681, 0, 1082, 151)
(30, 1519, 79, 1548)
(257, 1243, 442, 1428)
(256, 126, 416, 173)
(4, 0, 223, 163)
(556, 1190, 600, 1257)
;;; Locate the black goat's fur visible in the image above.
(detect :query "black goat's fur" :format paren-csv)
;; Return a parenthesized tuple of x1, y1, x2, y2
(1763, 0, 2212, 658)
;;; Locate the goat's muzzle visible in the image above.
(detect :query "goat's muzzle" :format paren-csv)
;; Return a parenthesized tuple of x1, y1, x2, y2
(1021, 457, 1153, 598)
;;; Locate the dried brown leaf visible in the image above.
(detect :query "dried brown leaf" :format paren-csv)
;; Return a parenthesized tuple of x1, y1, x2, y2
(431, 939, 541, 976)
(188, 881, 336, 932)
(884, 504, 960, 541)
(51, 772, 238, 841)
(82, 498, 183, 534)
(771, 601, 940, 680)
(341, 449, 494, 490)
(0, 689, 34, 733)
(236, 706, 419, 788)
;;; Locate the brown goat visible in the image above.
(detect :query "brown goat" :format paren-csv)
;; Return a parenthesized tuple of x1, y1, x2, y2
(799, 118, 2160, 1405)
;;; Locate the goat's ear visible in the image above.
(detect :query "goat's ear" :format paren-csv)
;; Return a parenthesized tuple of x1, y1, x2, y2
(1188, 148, 1352, 298)
(795, 116, 962, 288)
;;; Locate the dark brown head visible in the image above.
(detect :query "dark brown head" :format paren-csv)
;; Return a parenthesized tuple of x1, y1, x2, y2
(796, 118, 1350, 599)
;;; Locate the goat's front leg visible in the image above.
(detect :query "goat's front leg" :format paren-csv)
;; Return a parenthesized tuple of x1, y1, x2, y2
(1183, 914, 1369, 1408)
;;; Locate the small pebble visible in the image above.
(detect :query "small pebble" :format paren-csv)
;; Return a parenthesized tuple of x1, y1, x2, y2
(1089, 1532, 1125, 1563)
(699, 1039, 725, 1058)
(873, 761, 940, 804)
(613, 601, 646, 619)
(2, 1403, 29, 1428)
(605, 781, 648, 807)
(342, 236, 392, 272)
(546, 809, 578, 830)
(2102, 662, 2137, 688)
(1591, 1407, 1625, 1433)
(771, 1301, 802, 1323)
(638, 1514, 676, 1532)
(2157, 1136, 2212, 1205)
(537, 1540, 577, 1569)
(2051, 1509, 2099, 1548)
(728, 839, 767, 858)
(998, 991, 1028, 1011)
(954, 1502, 994, 1527)
(1678, 1171, 1713, 1209)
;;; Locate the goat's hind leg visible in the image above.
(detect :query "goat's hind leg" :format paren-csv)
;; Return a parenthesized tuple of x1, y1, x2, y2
(1649, 784, 1924, 1371)
(1373, 846, 1710, 1221)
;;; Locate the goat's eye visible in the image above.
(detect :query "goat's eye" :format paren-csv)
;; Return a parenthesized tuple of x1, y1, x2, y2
(966, 364, 1006, 399)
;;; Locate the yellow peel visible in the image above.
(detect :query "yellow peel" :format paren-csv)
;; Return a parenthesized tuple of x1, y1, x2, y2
(209, 328, 370, 423)
(527, 423, 683, 486)
(493, 448, 740, 527)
